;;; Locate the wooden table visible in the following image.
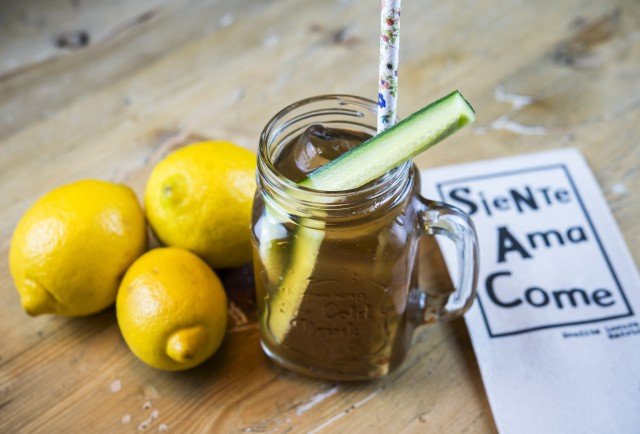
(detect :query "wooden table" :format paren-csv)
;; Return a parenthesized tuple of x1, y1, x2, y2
(1, 0, 638, 432)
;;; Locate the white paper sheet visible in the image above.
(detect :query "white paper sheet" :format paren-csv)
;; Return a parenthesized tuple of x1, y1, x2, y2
(421, 148, 640, 434)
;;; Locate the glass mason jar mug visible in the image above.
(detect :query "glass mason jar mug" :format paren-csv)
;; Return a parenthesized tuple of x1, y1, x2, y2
(251, 95, 479, 380)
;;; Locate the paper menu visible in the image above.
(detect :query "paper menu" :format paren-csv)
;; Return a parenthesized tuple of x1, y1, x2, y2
(420, 148, 640, 434)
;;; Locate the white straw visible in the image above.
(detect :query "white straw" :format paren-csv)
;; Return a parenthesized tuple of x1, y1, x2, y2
(377, 0, 401, 132)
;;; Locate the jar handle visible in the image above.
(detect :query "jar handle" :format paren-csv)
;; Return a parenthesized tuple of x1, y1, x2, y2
(417, 197, 479, 323)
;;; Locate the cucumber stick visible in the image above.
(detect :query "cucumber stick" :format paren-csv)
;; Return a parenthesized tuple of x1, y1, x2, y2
(266, 90, 475, 343)
(264, 227, 324, 342)
(300, 90, 475, 190)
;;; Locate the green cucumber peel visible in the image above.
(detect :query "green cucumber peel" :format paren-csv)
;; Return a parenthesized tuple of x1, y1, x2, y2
(300, 90, 475, 191)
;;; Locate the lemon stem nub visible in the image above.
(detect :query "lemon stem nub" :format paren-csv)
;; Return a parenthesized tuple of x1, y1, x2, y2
(20, 279, 57, 316)
(166, 326, 207, 363)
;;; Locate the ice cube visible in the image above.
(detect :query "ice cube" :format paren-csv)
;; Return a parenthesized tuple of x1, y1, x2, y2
(276, 124, 362, 182)
(293, 124, 356, 172)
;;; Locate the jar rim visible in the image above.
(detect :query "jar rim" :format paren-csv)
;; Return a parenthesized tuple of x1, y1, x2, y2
(258, 94, 411, 217)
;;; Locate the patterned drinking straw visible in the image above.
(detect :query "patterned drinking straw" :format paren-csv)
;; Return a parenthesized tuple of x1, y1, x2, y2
(377, 0, 401, 132)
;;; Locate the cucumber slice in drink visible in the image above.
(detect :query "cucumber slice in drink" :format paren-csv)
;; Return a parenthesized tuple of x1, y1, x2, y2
(265, 90, 475, 343)
(300, 90, 475, 191)
(264, 227, 324, 342)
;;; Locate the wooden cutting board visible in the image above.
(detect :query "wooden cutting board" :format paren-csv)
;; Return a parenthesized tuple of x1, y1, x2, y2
(1, 0, 638, 432)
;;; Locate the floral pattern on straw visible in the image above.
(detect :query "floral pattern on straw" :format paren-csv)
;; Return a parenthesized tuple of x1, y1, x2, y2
(377, 0, 401, 132)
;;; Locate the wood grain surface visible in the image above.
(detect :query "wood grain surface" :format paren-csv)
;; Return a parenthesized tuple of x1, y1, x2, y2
(1, 0, 638, 432)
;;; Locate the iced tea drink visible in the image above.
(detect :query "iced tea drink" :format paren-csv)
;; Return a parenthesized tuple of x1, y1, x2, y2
(252, 95, 478, 380)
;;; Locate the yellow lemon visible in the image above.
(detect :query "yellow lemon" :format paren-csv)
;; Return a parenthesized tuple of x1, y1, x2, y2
(9, 180, 146, 316)
(145, 141, 256, 269)
(116, 247, 228, 371)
